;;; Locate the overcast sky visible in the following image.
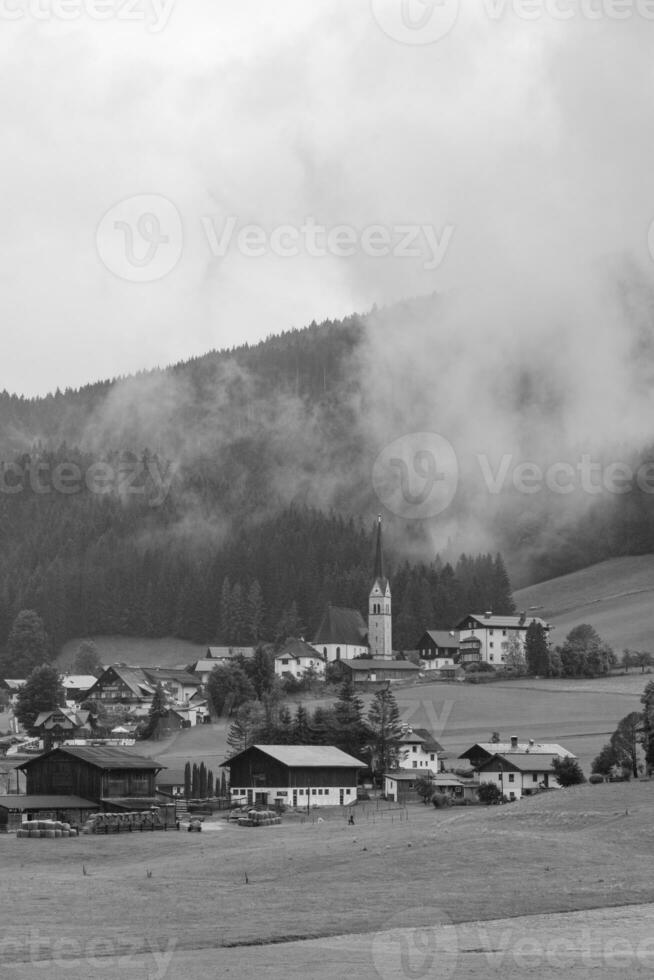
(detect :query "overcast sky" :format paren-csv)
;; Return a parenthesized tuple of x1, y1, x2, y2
(1, 0, 653, 396)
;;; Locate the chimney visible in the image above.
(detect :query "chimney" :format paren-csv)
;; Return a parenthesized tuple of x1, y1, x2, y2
(485, 610, 492, 619)
(529, 738, 535, 747)
(510, 735, 518, 750)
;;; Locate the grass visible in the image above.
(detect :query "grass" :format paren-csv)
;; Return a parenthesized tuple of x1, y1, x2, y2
(0, 779, 652, 960)
(514, 554, 654, 651)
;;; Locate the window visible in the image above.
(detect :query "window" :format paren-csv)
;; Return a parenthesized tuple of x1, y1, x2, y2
(312, 789, 317, 795)
(533, 774, 538, 782)
(502, 630, 507, 636)
(430, 754, 435, 761)
(345, 789, 351, 795)
(412, 745, 417, 753)
(489, 642, 494, 649)
(490, 630, 494, 636)
(508, 774, 515, 783)
(413, 761, 417, 768)
(336, 647, 341, 661)
(281, 659, 289, 665)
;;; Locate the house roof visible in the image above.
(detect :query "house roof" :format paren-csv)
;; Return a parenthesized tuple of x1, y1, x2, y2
(17, 745, 164, 772)
(385, 771, 473, 785)
(87, 666, 156, 699)
(410, 728, 445, 753)
(477, 753, 566, 774)
(142, 668, 200, 686)
(155, 768, 186, 787)
(0, 795, 97, 811)
(221, 744, 366, 769)
(420, 631, 460, 649)
(2, 679, 26, 691)
(205, 647, 256, 660)
(342, 659, 420, 672)
(33, 709, 91, 729)
(275, 638, 325, 661)
(60, 675, 98, 690)
(460, 741, 574, 759)
(313, 606, 368, 646)
(456, 614, 549, 630)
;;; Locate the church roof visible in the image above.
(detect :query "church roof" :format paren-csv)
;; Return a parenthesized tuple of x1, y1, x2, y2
(372, 514, 389, 593)
(313, 606, 368, 646)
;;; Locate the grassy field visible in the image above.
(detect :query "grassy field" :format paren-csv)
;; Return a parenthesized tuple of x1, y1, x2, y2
(514, 554, 654, 651)
(138, 673, 648, 776)
(0, 780, 653, 978)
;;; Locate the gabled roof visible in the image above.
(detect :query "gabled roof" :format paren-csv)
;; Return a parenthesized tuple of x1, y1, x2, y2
(456, 614, 549, 630)
(17, 745, 163, 772)
(371, 515, 390, 594)
(156, 768, 186, 787)
(2, 679, 26, 691)
(477, 753, 567, 774)
(0, 795, 97, 810)
(32, 709, 92, 729)
(460, 741, 574, 759)
(60, 675, 98, 690)
(87, 666, 156, 699)
(275, 638, 325, 661)
(342, 659, 419, 672)
(313, 606, 368, 646)
(419, 631, 460, 649)
(142, 668, 200, 686)
(205, 646, 256, 660)
(221, 744, 366, 769)
(410, 728, 445, 753)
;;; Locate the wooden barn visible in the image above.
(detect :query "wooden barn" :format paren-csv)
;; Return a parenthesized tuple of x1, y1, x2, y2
(17, 745, 164, 811)
(334, 659, 421, 684)
(222, 744, 365, 808)
(0, 795, 97, 833)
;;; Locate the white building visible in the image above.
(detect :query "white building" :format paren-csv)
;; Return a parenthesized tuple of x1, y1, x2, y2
(312, 605, 368, 663)
(456, 612, 550, 666)
(274, 638, 326, 680)
(460, 737, 576, 801)
(397, 728, 443, 772)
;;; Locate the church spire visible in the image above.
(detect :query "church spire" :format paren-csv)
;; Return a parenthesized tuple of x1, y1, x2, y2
(373, 514, 385, 584)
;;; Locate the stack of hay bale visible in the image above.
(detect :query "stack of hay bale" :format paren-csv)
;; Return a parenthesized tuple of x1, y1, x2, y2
(237, 808, 281, 827)
(17, 820, 78, 839)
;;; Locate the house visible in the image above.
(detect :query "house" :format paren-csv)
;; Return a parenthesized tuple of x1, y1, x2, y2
(189, 648, 256, 684)
(458, 636, 483, 665)
(221, 744, 365, 808)
(155, 767, 186, 797)
(141, 668, 201, 703)
(397, 728, 443, 772)
(0, 679, 26, 706)
(84, 666, 156, 714)
(334, 659, 421, 684)
(17, 745, 165, 811)
(274, 638, 326, 681)
(32, 708, 96, 749)
(59, 675, 98, 704)
(455, 612, 550, 666)
(312, 605, 368, 663)
(459, 736, 576, 801)
(416, 631, 460, 670)
(384, 771, 478, 805)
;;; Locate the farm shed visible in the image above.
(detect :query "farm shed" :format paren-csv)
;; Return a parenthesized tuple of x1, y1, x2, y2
(0, 795, 97, 833)
(222, 744, 365, 808)
(384, 772, 478, 805)
(17, 745, 164, 808)
(335, 659, 421, 684)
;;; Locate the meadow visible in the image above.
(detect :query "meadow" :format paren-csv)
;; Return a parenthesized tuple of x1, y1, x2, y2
(0, 780, 653, 979)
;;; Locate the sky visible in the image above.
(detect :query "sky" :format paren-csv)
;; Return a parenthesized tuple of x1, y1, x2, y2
(2, 1, 654, 397)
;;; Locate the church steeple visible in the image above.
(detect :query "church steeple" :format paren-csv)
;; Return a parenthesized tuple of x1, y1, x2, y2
(368, 515, 392, 660)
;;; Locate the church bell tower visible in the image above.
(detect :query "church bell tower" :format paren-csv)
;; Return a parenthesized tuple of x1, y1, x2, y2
(368, 515, 392, 660)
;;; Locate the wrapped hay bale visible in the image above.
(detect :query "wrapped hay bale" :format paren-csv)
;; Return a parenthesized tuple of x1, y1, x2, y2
(44, 830, 56, 839)
(61, 830, 70, 838)
(54, 829, 62, 838)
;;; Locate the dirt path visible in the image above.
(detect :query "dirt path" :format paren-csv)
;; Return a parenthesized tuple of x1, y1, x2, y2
(4, 902, 653, 979)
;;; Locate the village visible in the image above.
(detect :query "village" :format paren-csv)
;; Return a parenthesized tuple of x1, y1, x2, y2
(0, 517, 593, 833)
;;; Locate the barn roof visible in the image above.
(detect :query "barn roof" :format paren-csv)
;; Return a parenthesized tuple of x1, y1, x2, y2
(221, 744, 366, 769)
(342, 659, 419, 672)
(476, 753, 566, 774)
(456, 614, 549, 630)
(17, 745, 164, 772)
(459, 741, 574, 759)
(142, 668, 200, 686)
(420, 631, 460, 648)
(275, 638, 325, 661)
(0, 795, 96, 810)
(312, 606, 368, 646)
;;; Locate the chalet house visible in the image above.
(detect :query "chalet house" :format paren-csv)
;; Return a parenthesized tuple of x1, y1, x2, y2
(274, 638, 326, 680)
(17, 745, 164, 811)
(222, 744, 365, 808)
(0, 679, 26, 706)
(384, 771, 478, 805)
(60, 675, 98, 704)
(156, 767, 186, 797)
(459, 736, 576, 801)
(397, 729, 444, 772)
(456, 612, 550, 666)
(84, 666, 156, 714)
(416, 631, 460, 670)
(312, 605, 369, 663)
(32, 708, 96, 748)
(334, 658, 420, 684)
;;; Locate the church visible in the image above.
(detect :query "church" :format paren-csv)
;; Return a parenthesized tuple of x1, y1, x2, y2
(313, 516, 394, 662)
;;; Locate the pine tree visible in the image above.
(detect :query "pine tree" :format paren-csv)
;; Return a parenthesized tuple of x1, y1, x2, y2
(333, 675, 367, 757)
(246, 580, 265, 643)
(525, 621, 551, 676)
(199, 762, 207, 797)
(192, 763, 200, 797)
(140, 683, 168, 740)
(184, 761, 191, 799)
(14, 664, 65, 733)
(367, 686, 402, 778)
(293, 704, 311, 742)
(207, 769, 214, 797)
(5, 610, 50, 674)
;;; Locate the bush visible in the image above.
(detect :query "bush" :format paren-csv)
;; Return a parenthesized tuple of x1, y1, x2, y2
(431, 792, 451, 809)
(589, 773, 605, 784)
(477, 782, 505, 805)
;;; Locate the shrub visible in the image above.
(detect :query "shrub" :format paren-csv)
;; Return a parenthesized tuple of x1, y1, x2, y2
(588, 773, 605, 785)
(477, 782, 504, 805)
(431, 792, 451, 809)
